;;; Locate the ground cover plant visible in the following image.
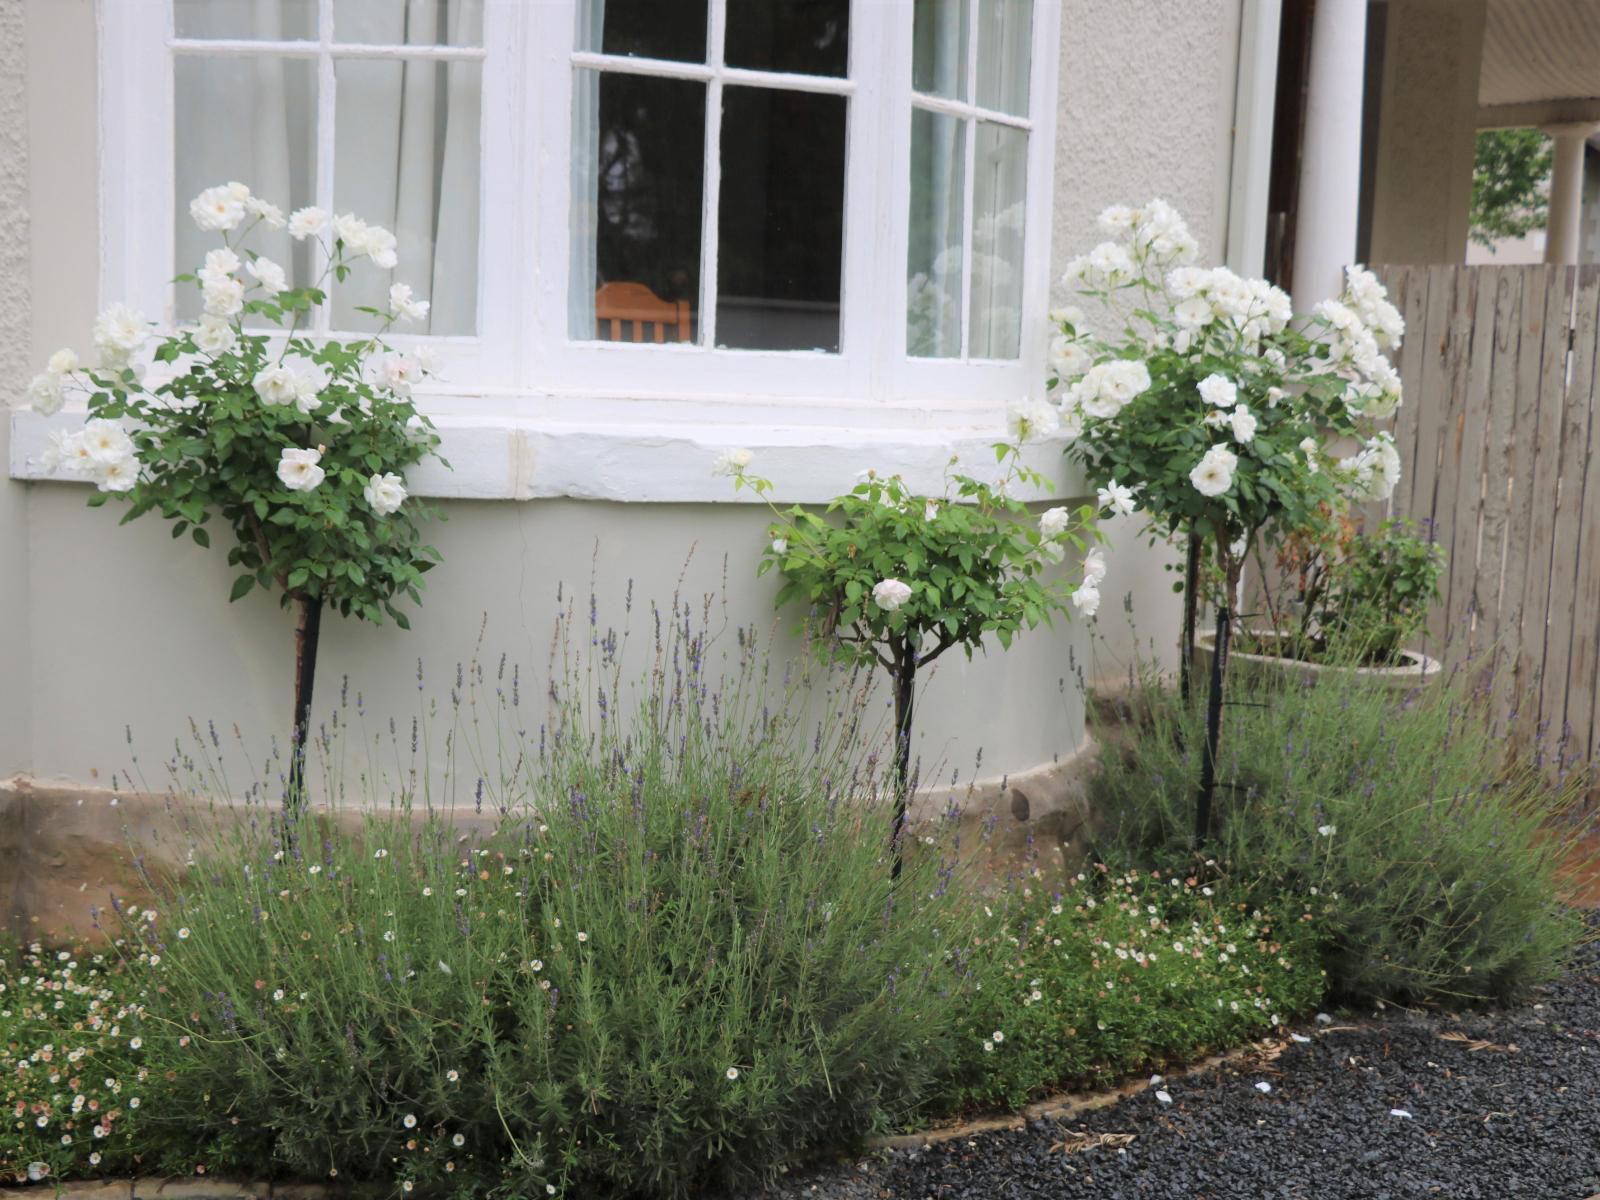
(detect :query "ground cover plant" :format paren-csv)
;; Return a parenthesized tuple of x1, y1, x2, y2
(927, 867, 1324, 1114)
(1090, 654, 1591, 1007)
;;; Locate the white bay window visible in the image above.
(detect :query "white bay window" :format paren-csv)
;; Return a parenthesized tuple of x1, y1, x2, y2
(85, 0, 1063, 497)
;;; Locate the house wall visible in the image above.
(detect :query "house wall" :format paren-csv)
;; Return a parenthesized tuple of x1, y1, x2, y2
(3, 0, 1249, 869)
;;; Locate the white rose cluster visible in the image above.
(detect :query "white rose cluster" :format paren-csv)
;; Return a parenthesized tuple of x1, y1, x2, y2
(1071, 547, 1108, 617)
(39, 418, 139, 493)
(1338, 431, 1402, 502)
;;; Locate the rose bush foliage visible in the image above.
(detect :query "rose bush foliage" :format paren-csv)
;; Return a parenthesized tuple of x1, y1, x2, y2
(28, 181, 444, 627)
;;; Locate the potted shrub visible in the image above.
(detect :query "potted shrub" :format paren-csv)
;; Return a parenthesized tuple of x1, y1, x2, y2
(1200, 513, 1445, 690)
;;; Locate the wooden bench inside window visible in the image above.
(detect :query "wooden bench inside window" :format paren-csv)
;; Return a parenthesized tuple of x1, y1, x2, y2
(595, 281, 693, 343)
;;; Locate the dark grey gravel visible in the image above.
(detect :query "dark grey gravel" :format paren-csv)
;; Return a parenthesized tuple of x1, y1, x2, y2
(733, 913, 1600, 1200)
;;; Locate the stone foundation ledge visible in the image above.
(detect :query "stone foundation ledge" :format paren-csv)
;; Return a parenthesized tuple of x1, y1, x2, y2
(2, 738, 1101, 938)
(2, 1183, 384, 1198)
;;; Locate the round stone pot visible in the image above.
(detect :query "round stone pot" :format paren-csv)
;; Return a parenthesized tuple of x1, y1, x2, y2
(1193, 629, 1442, 693)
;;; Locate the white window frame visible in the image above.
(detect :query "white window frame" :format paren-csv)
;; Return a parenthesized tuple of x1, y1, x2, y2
(94, 0, 1062, 438)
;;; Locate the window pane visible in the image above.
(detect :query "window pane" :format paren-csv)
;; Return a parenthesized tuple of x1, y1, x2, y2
(975, 0, 1032, 116)
(912, 0, 968, 99)
(175, 0, 317, 40)
(576, 0, 708, 63)
(725, 0, 849, 78)
(571, 71, 707, 342)
(174, 55, 317, 323)
(334, 0, 483, 46)
(716, 87, 845, 353)
(332, 57, 483, 335)
(906, 108, 964, 359)
(969, 122, 1026, 359)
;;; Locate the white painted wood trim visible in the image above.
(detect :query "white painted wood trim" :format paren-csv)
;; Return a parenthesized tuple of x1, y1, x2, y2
(1225, 0, 1282, 280)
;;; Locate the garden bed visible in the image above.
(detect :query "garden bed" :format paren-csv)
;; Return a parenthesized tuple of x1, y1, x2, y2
(732, 910, 1600, 1199)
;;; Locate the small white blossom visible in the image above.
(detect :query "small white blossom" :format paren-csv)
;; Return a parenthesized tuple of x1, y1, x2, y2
(1096, 480, 1137, 517)
(288, 206, 330, 240)
(389, 283, 431, 322)
(363, 472, 408, 517)
(872, 578, 913, 612)
(277, 447, 326, 492)
(247, 256, 288, 295)
(712, 448, 755, 476)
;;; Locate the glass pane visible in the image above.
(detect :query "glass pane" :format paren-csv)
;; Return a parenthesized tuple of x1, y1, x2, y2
(576, 0, 708, 63)
(975, 0, 1032, 116)
(175, 0, 317, 40)
(334, 0, 484, 46)
(716, 87, 845, 353)
(174, 55, 317, 324)
(912, 0, 968, 99)
(570, 71, 707, 342)
(332, 58, 483, 335)
(969, 121, 1027, 359)
(725, 0, 849, 78)
(906, 109, 964, 359)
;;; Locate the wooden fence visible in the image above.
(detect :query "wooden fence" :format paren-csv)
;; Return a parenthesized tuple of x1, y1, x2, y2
(1375, 262, 1600, 774)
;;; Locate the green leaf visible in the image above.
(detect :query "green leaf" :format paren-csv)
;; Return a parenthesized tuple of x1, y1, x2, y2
(192, 527, 210, 548)
(229, 575, 255, 602)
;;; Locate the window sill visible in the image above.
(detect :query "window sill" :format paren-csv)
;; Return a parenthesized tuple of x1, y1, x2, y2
(7, 405, 1084, 505)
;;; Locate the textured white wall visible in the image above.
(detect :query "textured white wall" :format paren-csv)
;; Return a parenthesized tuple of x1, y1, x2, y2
(1052, 0, 1246, 682)
(0, 0, 32, 777)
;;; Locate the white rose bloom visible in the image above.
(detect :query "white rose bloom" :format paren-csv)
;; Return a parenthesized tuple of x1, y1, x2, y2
(363, 472, 408, 516)
(1039, 506, 1072, 539)
(1173, 296, 1214, 330)
(1165, 266, 1208, 299)
(95, 455, 139, 493)
(1083, 547, 1109, 586)
(194, 314, 238, 356)
(389, 283, 431, 323)
(1048, 335, 1093, 380)
(198, 247, 240, 287)
(288, 206, 330, 240)
(246, 196, 286, 228)
(202, 276, 245, 318)
(1265, 386, 1286, 407)
(93, 303, 148, 365)
(28, 372, 64, 415)
(289, 360, 328, 415)
(1197, 373, 1237, 409)
(1058, 403, 1085, 443)
(1097, 480, 1138, 517)
(189, 184, 247, 232)
(364, 225, 399, 270)
(1009, 398, 1059, 441)
(333, 212, 371, 252)
(369, 352, 422, 396)
(38, 428, 79, 470)
(872, 578, 913, 612)
(771, 537, 788, 555)
(1049, 304, 1086, 328)
(81, 419, 134, 464)
(1190, 444, 1238, 498)
(247, 256, 288, 295)
(253, 365, 301, 407)
(923, 499, 940, 522)
(1229, 405, 1258, 444)
(1096, 205, 1136, 234)
(712, 447, 755, 476)
(47, 348, 79, 375)
(1071, 583, 1101, 617)
(1299, 436, 1320, 473)
(277, 447, 326, 492)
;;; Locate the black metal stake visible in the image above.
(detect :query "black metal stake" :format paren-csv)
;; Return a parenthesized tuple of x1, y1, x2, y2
(1195, 604, 1230, 847)
(287, 594, 323, 819)
(889, 645, 916, 880)
(1180, 530, 1202, 704)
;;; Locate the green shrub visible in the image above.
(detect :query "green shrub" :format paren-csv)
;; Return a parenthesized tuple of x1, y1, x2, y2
(106, 611, 984, 1199)
(1, 939, 153, 1184)
(1090, 657, 1590, 1006)
(925, 868, 1324, 1114)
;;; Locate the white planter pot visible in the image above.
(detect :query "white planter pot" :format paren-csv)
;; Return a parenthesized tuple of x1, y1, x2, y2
(1193, 629, 1441, 693)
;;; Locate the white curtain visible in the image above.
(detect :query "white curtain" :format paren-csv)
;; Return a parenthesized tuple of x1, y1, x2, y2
(331, 0, 483, 335)
(569, 1, 606, 338)
(908, 0, 968, 357)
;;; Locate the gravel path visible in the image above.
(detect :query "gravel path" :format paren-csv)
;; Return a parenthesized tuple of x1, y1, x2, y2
(738, 915, 1600, 1200)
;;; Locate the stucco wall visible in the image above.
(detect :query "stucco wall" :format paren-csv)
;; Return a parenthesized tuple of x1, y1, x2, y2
(3, 0, 1251, 801)
(1053, 0, 1246, 682)
(0, 0, 32, 780)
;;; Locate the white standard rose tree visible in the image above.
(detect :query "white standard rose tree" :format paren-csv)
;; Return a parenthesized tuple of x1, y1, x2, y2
(723, 427, 1100, 875)
(1047, 199, 1405, 841)
(27, 181, 446, 815)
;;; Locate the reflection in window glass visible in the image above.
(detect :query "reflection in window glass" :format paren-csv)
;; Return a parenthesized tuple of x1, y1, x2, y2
(332, 57, 482, 335)
(175, 0, 316, 40)
(174, 55, 317, 323)
(906, 109, 964, 358)
(911, 0, 968, 99)
(576, 0, 708, 63)
(716, 87, 846, 352)
(975, 0, 1032, 116)
(969, 122, 1026, 359)
(571, 72, 707, 341)
(725, 0, 849, 77)
(333, 0, 484, 46)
